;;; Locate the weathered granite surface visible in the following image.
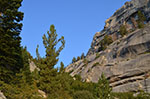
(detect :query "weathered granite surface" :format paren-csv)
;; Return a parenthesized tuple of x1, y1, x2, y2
(65, 0, 150, 92)
(29, 60, 40, 72)
(0, 91, 6, 99)
(87, 0, 150, 56)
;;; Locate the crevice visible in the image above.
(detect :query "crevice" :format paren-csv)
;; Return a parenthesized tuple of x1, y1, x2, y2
(109, 71, 150, 87)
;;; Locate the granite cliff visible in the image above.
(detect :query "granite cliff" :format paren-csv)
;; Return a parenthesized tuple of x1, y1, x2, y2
(66, 0, 150, 92)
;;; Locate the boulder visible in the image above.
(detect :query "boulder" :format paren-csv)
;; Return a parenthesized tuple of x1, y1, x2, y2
(0, 91, 6, 99)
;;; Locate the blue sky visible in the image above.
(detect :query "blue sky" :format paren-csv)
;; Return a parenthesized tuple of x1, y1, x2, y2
(20, 0, 130, 67)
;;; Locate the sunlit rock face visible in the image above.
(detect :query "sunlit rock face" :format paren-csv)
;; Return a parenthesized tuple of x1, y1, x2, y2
(66, 0, 150, 92)
(87, 0, 150, 56)
(0, 91, 6, 99)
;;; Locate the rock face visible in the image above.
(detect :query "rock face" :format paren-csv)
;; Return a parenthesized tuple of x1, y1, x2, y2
(0, 91, 6, 99)
(29, 60, 39, 72)
(87, 0, 150, 56)
(66, 0, 150, 92)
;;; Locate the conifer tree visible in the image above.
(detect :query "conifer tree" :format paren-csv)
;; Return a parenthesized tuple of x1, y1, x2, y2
(42, 25, 65, 69)
(77, 56, 81, 61)
(137, 11, 146, 28)
(81, 53, 85, 59)
(119, 25, 127, 37)
(36, 45, 40, 60)
(96, 73, 112, 99)
(0, 0, 24, 83)
(72, 57, 76, 63)
(59, 62, 65, 73)
(38, 25, 65, 94)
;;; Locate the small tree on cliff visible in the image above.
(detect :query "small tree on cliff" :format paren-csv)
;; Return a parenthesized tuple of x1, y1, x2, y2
(81, 53, 85, 59)
(36, 44, 40, 60)
(72, 57, 76, 63)
(77, 56, 81, 61)
(99, 35, 113, 51)
(119, 25, 127, 37)
(137, 11, 146, 28)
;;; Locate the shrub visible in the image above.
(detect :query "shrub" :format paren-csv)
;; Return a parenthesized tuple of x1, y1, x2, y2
(95, 53, 100, 59)
(81, 53, 85, 59)
(73, 90, 95, 99)
(72, 57, 76, 63)
(92, 62, 100, 68)
(99, 35, 113, 51)
(119, 25, 127, 37)
(77, 56, 81, 61)
(96, 73, 112, 99)
(137, 11, 146, 29)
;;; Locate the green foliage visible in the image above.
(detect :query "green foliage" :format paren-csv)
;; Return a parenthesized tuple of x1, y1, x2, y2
(138, 22, 145, 28)
(112, 92, 134, 99)
(112, 91, 150, 99)
(36, 45, 40, 60)
(96, 73, 112, 99)
(42, 24, 65, 69)
(37, 25, 65, 95)
(72, 57, 77, 63)
(1, 1, 150, 99)
(74, 74, 82, 81)
(83, 59, 88, 64)
(119, 25, 127, 37)
(59, 61, 65, 73)
(0, 48, 41, 99)
(73, 90, 95, 99)
(81, 53, 85, 59)
(68, 70, 74, 74)
(87, 68, 92, 73)
(95, 53, 100, 59)
(77, 56, 81, 61)
(0, 81, 41, 99)
(92, 62, 100, 68)
(0, 0, 24, 83)
(99, 35, 113, 51)
(137, 11, 146, 29)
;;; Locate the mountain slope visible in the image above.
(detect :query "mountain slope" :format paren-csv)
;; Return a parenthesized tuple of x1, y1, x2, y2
(66, 0, 150, 92)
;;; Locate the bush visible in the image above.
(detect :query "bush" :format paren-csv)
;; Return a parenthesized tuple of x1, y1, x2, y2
(77, 56, 81, 61)
(119, 25, 127, 37)
(73, 90, 95, 99)
(72, 57, 77, 63)
(137, 11, 146, 29)
(92, 62, 100, 68)
(99, 35, 113, 51)
(95, 53, 100, 59)
(96, 73, 112, 99)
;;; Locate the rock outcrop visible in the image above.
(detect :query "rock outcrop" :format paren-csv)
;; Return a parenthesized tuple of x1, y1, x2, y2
(29, 60, 39, 72)
(0, 91, 6, 99)
(87, 0, 150, 56)
(66, 0, 150, 92)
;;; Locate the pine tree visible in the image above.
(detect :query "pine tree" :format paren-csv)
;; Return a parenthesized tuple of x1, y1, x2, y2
(42, 24, 65, 69)
(96, 73, 112, 99)
(81, 53, 85, 59)
(59, 62, 65, 73)
(0, 0, 24, 83)
(38, 25, 65, 94)
(72, 57, 76, 63)
(137, 11, 146, 28)
(36, 45, 40, 60)
(119, 25, 127, 37)
(77, 56, 81, 61)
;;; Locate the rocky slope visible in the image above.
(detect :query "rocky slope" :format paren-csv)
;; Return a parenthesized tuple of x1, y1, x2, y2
(66, 0, 150, 92)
